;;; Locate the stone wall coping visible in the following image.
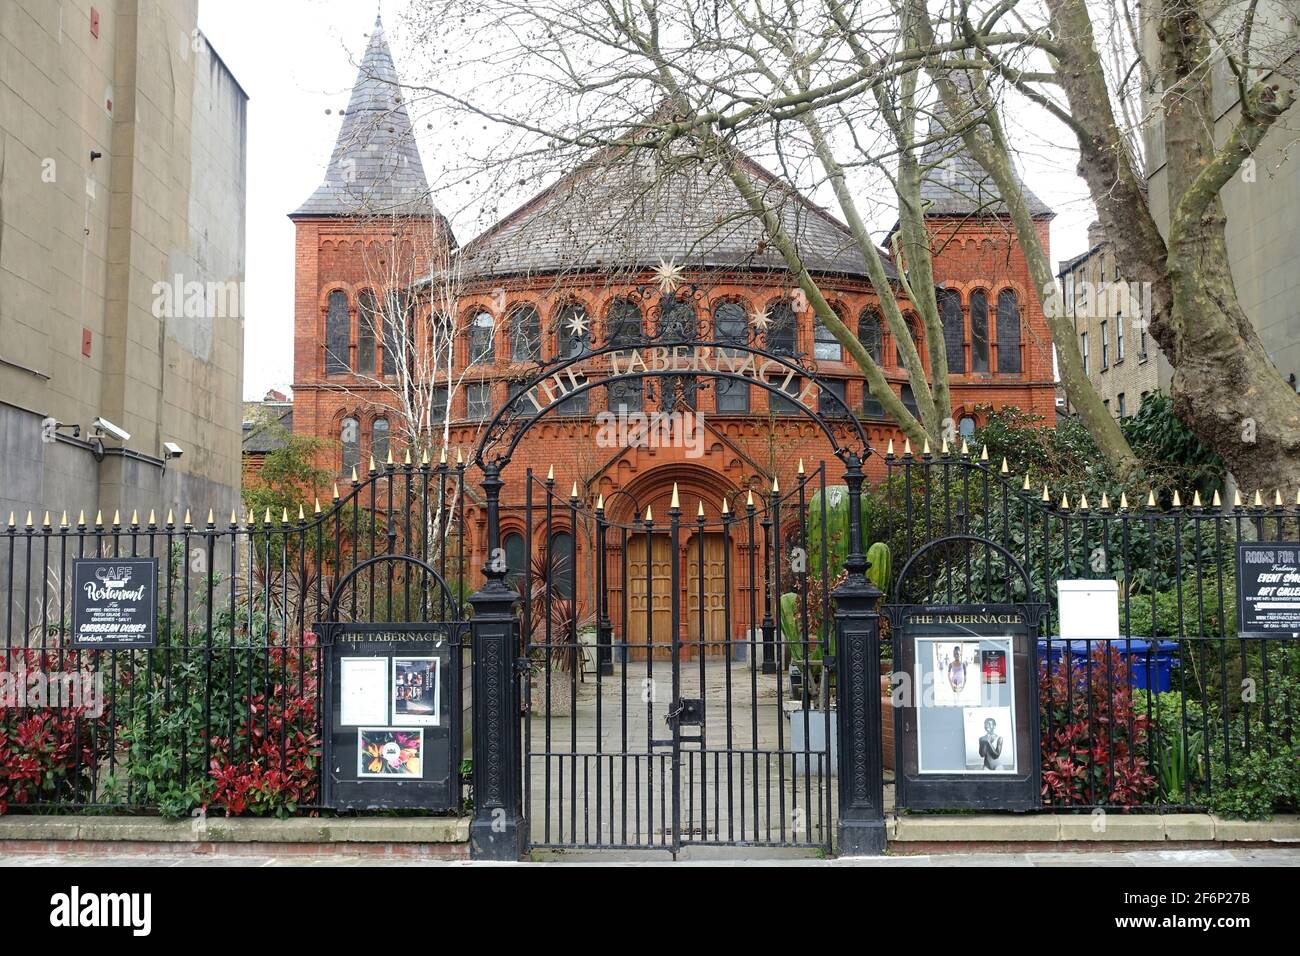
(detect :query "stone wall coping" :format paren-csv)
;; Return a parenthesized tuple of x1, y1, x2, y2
(0, 816, 470, 845)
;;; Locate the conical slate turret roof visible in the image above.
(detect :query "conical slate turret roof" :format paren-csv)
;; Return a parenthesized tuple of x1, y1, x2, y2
(918, 77, 1052, 219)
(292, 15, 435, 219)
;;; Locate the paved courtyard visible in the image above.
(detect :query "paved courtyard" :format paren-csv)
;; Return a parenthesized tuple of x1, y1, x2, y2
(525, 660, 839, 848)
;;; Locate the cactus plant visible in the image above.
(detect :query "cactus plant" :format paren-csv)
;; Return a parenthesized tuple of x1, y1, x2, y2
(866, 541, 892, 595)
(805, 486, 872, 581)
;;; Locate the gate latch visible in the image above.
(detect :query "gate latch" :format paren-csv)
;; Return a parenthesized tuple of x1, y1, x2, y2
(665, 698, 705, 727)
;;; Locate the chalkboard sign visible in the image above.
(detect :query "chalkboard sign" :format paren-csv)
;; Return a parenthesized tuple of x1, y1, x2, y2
(1237, 542, 1300, 636)
(318, 622, 461, 811)
(71, 558, 157, 648)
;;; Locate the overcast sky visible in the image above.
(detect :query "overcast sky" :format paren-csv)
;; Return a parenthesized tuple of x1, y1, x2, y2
(198, 0, 1100, 402)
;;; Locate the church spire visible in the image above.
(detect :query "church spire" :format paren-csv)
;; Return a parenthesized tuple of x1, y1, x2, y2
(292, 13, 434, 218)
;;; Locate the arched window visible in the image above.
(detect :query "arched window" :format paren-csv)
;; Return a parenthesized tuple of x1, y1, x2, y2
(340, 417, 360, 474)
(766, 300, 797, 355)
(503, 532, 526, 593)
(548, 531, 574, 600)
(858, 308, 882, 363)
(606, 298, 642, 347)
(895, 313, 920, 367)
(958, 415, 977, 437)
(382, 292, 409, 376)
(557, 302, 592, 358)
(371, 418, 390, 463)
(661, 294, 697, 409)
(714, 301, 747, 352)
(997, 290, 1022, 373)
(357, 290, 378, 374)
(510, 305, 541, 362)
(970, 290, 990, 373)
(814, 313, 842, 361)
(940, 289, 965, 373)
(325, 290, 350, 374)
(469, 311, 495, 364)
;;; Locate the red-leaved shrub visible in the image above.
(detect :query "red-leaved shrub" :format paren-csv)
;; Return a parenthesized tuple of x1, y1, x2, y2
(1039, 646, 1157, 807)
(207, 684, 320, 817)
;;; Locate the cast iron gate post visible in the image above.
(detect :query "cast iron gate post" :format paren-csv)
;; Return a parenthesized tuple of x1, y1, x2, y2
(470, 463, 526, 860)
(833, 452, 887, 855)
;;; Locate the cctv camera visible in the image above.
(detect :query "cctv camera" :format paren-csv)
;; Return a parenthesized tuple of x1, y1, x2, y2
(92, 417, 131, 442)
(163, 442, 184, 459)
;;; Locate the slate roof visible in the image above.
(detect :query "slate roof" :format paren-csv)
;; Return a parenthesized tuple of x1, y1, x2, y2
(291, 15, 435, 219)
(242, 405, 293, 454)
(453, 142, 894, 282)
(918, 84, 1053, 219)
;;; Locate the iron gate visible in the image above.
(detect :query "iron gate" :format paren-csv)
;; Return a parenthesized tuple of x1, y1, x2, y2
(515, 466, 840, 852)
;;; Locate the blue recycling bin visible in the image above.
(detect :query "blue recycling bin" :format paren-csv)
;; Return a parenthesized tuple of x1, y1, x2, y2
(1037, 638, 1179, 692)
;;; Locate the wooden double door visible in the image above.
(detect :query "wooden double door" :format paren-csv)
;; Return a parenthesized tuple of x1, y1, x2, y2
(626, 533, 727, 661)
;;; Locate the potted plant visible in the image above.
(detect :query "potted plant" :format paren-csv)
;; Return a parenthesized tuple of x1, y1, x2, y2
(523, 548, 594, 717)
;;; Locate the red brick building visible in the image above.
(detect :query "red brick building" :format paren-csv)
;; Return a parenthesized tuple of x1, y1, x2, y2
(288, 16, 1055, 626)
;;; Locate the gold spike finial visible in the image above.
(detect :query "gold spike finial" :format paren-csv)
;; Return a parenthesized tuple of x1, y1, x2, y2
(112, 509, 120, 526)
(595, 494, 604, 511)
(1254, 489, 1264, 508)
(1172, 490, 1182, 508)
(368, 456, 376, 474)
(1233, 488, 1243, 508)
(350, 466, 359, 483)
(1022, 473, 1031, 492)
(421, 447, 430, 466)
(1120, 492, 1129, 511)
(922, 437, 931, 456)
(94, 510, 103, 527)
(1079, 494, 1089, 511)
(264, 507, 271, 524)
(62, 511, 70, 528)
(205, 509, 214, 526)
(1060, 493, 1069, 510)
(281, 507, 289, 524)
(164, 509, 172, 526)
(747, 489, 755, 508)
(570, 481, 579, 499)
(230, 509, 237, 525)
(697, 501, 705, 518)
(25, 511, 34, 527)
(1100, 493, 1110, 510)
(404, 448, 412, 466)
(771, 474, 779, 493)
(886, 438, 895, 456)
(128, 510, 136, 526)
(314, 498, 322, 514)
(980, 445, 989, 462)
(6, 512, 14, 527)
(1041, 484, 1050, 503)
(42, 511, 50, 527)
(1000, 457, 1009, 475)
(456, 447, 464, 465)
(386, 449, 394, 467)
(183, 509, 192, 526)
(440, 446, 448, 465)
(1147, 490, 1157, 509)
(546, 464, 554, 481)
(1193, 490, 1203, 508)
(644, 505, 653, 522)
(721, 497, 730, 515)
(960, 439, 970, 456)
(797, 458, 805, 475)
(298, 504, 305, 521)
(1275, 488, 1284, 507)
(940, 437, 949, 455)
(671, 483, 681, 509)
(1213, 489, 1222, 508)
(333, 483, 340, 500)
(903, 438, 912, 456)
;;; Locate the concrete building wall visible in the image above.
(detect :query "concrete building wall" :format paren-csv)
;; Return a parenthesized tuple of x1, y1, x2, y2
(1142, 2, 1300, 390)
(0, 0, 246, 528)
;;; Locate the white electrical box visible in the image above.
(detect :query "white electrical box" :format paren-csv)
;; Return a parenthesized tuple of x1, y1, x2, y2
(1057, 579, 1119, 640)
